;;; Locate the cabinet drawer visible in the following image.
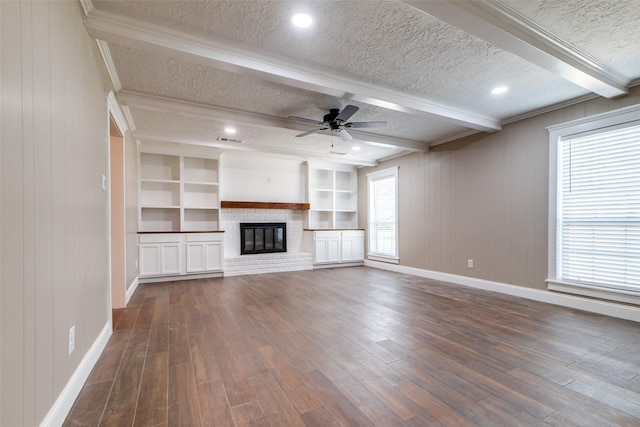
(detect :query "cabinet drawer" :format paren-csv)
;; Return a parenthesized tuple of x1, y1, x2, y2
(186, 233, 223, 242)
(341, 230, 364, 238)
(314, 230, 341, 239)
(139, 233, 182, 244)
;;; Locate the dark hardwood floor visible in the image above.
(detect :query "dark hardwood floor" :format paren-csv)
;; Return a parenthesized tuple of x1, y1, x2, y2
(64, 267, 640, 426)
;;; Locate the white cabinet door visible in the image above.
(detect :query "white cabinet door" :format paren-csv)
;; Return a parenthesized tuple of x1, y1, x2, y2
(314, 231, 341, 264)
(186, 233, 223, 272)
(204, 241, 223, 271)
(140, 242, 181, 276)
(160, 243, 181, 274)
(341, 231, 365, 262)
(186, 242, 206, 273)
(139, 244, 161, 276)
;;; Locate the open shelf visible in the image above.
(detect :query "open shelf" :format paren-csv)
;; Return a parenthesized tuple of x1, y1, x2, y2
(140, 153, 180, 181)
(183, 183, 219, 208)
(139, 152, 221, 232)
(183, 208, 219, 231)
(183, 157, 219, 183)
(306, 163, 358, 229)
(140, 207, 180, 232)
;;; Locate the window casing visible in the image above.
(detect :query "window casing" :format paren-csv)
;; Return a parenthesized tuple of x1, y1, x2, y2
(367, 167, 399, 263)
(547, 104, 640, 304)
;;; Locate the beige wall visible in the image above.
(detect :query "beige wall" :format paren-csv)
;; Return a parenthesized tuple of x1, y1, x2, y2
(360, 86, 640, 290)
(1, 1, 109, 425)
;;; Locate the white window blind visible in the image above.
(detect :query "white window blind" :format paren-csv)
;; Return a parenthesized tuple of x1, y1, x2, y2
(368, 167, 398, 259)
(557, 124, 640, 293)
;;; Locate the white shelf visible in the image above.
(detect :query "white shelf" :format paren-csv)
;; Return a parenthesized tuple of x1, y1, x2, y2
(306, 163, 358, 229)
(140, 153, 180, 181)
(183, 157, 218, 183)
(139, 152, 221, 232)
(140, 207, 180, 232)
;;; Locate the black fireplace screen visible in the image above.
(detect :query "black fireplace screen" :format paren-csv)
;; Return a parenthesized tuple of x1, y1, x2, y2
(240, 222, 287, 255)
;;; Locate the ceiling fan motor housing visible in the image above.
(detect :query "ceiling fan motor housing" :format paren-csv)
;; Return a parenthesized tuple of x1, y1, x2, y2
(324, 109, 341, 124)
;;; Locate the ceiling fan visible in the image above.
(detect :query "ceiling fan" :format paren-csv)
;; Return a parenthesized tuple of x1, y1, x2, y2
(289, 105, 387, 141)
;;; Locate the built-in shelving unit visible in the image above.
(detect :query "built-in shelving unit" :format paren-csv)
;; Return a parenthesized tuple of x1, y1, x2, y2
(139, 152, 220, 232)
(306, 163, 358, 229)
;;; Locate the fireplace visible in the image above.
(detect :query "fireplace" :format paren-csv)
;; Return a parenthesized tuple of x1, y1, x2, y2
(240, 222, 287, 255)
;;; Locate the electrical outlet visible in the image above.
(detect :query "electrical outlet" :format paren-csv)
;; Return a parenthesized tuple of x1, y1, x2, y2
(467, 259, 474, 268)
(69, 326, 75, 355)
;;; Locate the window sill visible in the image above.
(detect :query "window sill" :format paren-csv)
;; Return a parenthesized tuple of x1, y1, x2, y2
(547, 279, 640, 306)
(367, 254, 399, 264)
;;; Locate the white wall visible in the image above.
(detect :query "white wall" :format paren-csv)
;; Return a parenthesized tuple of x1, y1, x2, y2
(1, 1, 110, 425)
(220, 151, 306, 203)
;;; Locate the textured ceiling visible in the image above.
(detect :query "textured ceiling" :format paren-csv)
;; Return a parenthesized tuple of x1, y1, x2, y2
(86, 0, 640, 165)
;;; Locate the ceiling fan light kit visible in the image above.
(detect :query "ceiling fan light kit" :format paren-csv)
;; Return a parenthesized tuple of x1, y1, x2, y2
(290, 105, 387, 142)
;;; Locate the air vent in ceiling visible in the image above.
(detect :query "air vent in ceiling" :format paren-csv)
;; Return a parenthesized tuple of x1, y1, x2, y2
(327, 150, 347, 155)
(217, 136, 243, 143)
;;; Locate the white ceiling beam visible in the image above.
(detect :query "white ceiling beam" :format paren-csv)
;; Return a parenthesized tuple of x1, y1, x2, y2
(406, 0, 629, 99)
(84, 9, 501, 132)
(117, 91, 429, 152)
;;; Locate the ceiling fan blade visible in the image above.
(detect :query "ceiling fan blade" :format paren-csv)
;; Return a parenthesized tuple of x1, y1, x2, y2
(295, 128, 327, 138)
(346, 121, 387, 129)
(335, 105, 359, 122)
(338, 129, 353, 141)
(288, 116, 324, 125)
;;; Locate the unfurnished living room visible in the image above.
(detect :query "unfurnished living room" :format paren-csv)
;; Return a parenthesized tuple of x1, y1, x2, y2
(2, 1, 640, 426)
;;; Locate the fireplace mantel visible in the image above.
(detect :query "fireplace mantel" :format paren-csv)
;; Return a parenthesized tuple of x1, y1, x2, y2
(221, 201, 310, 210)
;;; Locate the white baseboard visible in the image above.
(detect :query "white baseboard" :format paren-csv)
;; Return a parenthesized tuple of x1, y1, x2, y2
(40, 322, 112, 427)
(365, 260, 640, 323)
(125, 276, 139, 305)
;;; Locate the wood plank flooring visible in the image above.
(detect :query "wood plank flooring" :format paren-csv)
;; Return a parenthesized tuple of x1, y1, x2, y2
(63, 267, 640, 426)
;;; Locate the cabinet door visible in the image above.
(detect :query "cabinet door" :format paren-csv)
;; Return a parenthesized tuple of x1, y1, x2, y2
(186, 242, 206, 273)
(160, 243, 181, 274)
(341, 237, 365, 262)
(315, 236, 341, 264)
(187, 241, 223, 272)
(204, 241, 223, 271)
(139, 244, 161, 276)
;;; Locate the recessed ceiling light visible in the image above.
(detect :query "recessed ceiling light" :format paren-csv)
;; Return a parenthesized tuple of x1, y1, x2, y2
(292, 13, 312, 28)
(352, 145, 361, 151)
(224, 127, 236, 134)
(491, 86, 508, 95)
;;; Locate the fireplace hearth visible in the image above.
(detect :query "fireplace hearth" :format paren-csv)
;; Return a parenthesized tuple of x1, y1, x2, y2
(240, 222, 287, 255)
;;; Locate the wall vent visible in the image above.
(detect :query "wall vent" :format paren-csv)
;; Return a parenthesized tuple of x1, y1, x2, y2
(217, 136, 243, 143)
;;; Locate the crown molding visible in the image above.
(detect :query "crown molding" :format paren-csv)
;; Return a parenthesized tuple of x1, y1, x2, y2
(406, 0, 629, 98)
(117, 90, 428, 152)
(84, 9, 501, 132)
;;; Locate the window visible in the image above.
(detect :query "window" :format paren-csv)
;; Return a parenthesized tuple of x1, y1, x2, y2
(547, 105, 640, 304)
(367, 166, 399, 263)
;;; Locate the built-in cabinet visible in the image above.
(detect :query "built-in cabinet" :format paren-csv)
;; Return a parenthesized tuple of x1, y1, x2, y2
(139, 152, 220, 232)
(303, 230, 365, 266)
(306, 163, 358, 229)
(138, 150, 223, 282)
(138, 232, 224, 282)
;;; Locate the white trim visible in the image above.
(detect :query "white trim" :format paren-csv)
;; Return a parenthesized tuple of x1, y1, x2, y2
(84, 9, 501, 132)
(106, 91, 128, 133)
(367, 166, 400, 259)
(96, 40, 122, 92)
(365, 260, 640, 323)
(39, 322, 112, 427)
(547, 280, 640, 306)
(367, 254, 399, 264)
(547, 103, 640, 298)
(125, 276, 139, 305)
